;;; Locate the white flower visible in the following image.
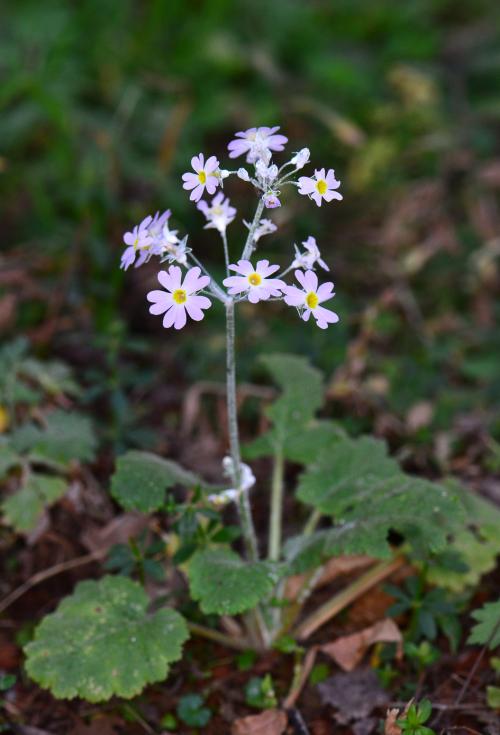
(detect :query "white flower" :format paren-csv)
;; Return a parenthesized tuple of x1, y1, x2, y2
(255, 160, 278, 188)
(244, 218, 277, 244)
(237, 167, 250, 181)
(160, 235, 190, 266)
(197, 193, 236, 234)
(207, 489, 240, 508)
(291, 236, 329, 271)
(222, 457, 256, 492)
(162, 220, 180, 247)
(291, 148, 310, 170)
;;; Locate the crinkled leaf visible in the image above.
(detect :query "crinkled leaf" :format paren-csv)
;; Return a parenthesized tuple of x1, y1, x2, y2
(427, 484, 500, 591)
(261, 354, 323, 433)
(245, 420, 345, 464)
(111, 450, 207, 513)
(286, 474, 462, 573)
(0, 440, 22, 479)
(24, 575, 189, 702)
(20, 359, 81, 397)
(468, 599, 500, 649)
(296, 436, 399, 514)
(188, 548, 278, 615)
(11, 410, 96, 467)
(2, 473, 67, 532)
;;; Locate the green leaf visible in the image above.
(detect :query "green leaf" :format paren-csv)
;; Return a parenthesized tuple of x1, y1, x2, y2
(468, 599, 500, 649)
(110, 450, 207, 513)
(188, 548, 278, 615)
(487, 686, 500, 709)
(11, 410, 96, 467)
(261, 354, 323, 434)
(286, 468, 462, 573)
(296, 436, 399, 514)
(2, 473, 67, 531)
(244, 420, 345, 464)
(177, 694, 212, 727)
(24, 576, 189, 702)
(0, 440, 22, 479)
(244, 354, 327, 461)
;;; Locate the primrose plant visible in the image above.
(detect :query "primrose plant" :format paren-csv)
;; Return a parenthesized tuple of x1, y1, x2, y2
(24, 127, 463, 704)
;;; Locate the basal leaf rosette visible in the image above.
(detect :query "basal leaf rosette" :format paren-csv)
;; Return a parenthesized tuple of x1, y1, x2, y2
(188, 548, 278, 615)
(24, 576, 189, 702)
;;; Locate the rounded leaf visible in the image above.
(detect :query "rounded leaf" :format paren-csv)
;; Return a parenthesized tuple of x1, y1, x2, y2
(24, 576, 189, 702)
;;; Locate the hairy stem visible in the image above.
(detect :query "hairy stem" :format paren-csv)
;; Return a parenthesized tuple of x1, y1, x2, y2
(241, 197, 265, 260)
(225, 299, 259, 562)
(268, 448, 284, 561)
(294, 556, 406, 640)
(221, 230, 230, 276)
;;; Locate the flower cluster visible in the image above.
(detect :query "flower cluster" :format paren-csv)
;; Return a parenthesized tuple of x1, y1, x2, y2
(120, 125, 343, 330)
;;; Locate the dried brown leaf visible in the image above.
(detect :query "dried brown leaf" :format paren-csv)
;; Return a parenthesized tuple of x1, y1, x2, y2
(384, 708, 402, 735)
(231, 709, 287, 735)
(321, 618, 403, 672)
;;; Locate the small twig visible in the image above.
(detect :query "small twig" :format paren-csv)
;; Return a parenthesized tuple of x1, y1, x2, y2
(121, 703, 157, 735)
(0, 549, 106, 615)
(432, 613, 500, 730)
(294, 556, 405, 640)
(286, 707, 311, 735)
(454, 615, 500, 707)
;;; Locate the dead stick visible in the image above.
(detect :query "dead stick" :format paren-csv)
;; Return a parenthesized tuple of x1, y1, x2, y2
(294, 556, 405, 640)
(0, 549, 106, 615)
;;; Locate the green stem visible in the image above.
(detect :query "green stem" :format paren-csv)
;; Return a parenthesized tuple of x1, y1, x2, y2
(268, 448, 284, 561)
(188, 622, 251, 651)
(303, 508, 322, 536)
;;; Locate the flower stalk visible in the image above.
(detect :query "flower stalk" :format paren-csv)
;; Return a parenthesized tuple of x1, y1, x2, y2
(225, 298, 259, 562)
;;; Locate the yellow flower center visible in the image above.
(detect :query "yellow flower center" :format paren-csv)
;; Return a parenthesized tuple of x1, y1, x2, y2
(248, 272, 262, 286)
(133, 237, 139, 250)
(306, 291, 319, 309)
(198, 170, 207, 184)
(316, 179, 328, 195)
(172, 289, 187, 304)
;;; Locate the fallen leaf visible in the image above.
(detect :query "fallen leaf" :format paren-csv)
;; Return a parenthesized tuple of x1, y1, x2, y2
(318, 669, 389, 725)
(384, 701, 412, 735)
(321, 618, 403, 672)
(80, 513, 149, 554)
(70, 714, 122, 735)
(231, 709, 287, 735)
(384, 708, 402, 735)
(406, 402, 434, 432)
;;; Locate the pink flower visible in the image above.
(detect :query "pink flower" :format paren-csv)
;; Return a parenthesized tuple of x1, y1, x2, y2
(147, 266, 212, 329)
(182, 153, 220, 202)
(263, 192, 281, 209)
(283, 270, 339, 329)
(228, 126, 288, 164)
(223, 260, 285, 303)
(120, 216, 153, 270)
(197, 192, 236, 233)
(298, 168, 342, 207)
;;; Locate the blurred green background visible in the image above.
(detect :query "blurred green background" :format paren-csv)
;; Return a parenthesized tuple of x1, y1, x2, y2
(2, 0, 500, 455)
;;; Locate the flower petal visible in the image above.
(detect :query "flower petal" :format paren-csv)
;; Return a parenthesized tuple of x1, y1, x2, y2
(158, 266, 182, 292)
